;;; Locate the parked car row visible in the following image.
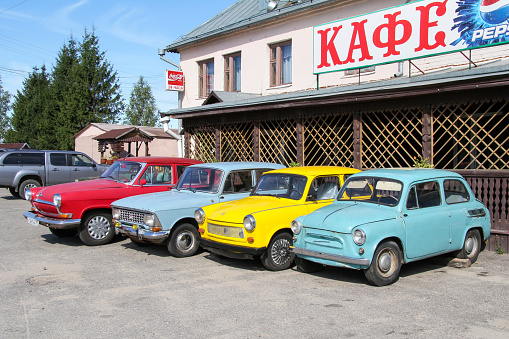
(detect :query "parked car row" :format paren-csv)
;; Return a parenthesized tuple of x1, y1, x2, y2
(22, 159, 491, 286)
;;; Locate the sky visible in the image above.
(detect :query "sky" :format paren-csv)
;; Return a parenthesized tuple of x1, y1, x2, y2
(0, 0, 238, 128)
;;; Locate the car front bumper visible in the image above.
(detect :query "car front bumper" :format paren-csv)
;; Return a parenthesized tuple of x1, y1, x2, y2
(200, 238, 267, 259)
(23, 211, 81, 229)
(115, 222, 170, 244)
(291, 246, 370, 266)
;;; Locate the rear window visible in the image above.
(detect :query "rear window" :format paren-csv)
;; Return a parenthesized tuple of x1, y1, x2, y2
(2, 153, 20, 164)
(19, 153, 44, 165)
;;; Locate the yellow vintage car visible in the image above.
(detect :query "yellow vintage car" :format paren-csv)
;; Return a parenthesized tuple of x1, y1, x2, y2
(195, 166, 361, 271)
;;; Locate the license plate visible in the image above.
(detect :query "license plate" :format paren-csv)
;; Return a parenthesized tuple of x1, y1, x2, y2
(26, 217, 39, 226)
(137, 228, 144, 241)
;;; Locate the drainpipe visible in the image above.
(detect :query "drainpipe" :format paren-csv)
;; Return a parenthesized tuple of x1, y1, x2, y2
(158, 48, 183, 158)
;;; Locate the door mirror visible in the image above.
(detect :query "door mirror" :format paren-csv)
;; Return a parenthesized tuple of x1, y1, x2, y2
(140, 179, 147, 187)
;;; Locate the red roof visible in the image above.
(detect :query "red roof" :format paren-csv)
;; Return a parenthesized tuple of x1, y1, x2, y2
(118, 156, 203, 165)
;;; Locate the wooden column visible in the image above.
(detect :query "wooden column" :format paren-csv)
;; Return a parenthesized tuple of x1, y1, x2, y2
(423, 106, 432, 163)
(253, 121, 260, 162)
(353, 113, 361, 170)
(145, 141, 149, 156)
(296, 117, 304, 166)
(184, 130, 190, 158)
(215, 126, 221, 162)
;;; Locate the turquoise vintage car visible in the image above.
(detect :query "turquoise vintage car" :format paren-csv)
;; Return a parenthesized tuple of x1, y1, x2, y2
(291, 168, 491, 286)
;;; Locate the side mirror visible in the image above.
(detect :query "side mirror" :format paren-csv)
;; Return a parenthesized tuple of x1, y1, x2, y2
(140, 179, 147, 187)
(92, 163, 97, 168)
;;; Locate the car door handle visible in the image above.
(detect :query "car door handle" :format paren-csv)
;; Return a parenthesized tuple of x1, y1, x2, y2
(403, 214, 408, 217)
(52, 168, 59, 171)
(73, 168, 80, 171)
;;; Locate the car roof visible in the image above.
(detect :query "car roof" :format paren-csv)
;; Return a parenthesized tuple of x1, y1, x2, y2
(117, 157, 203, 165)
(350, 168, 464, 182)
(187, 162, 285, 171)
(264, 166, 361, 176)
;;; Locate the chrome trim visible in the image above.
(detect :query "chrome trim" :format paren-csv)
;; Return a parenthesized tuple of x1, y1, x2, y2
(33, 199, 71, 218)
(23, 211, 81, 229)
(116, 224, 170, 243)
(291, 246, 370, 266)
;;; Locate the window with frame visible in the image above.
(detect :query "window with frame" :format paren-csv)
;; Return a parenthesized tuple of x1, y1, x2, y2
(140, 165, 173, 185)
(222, 170, 253, 194)
(406, 181, 442, 209)
(443, 179, 470, 204)
(224, 53, 241, 92)
(71, 154, 93, 167)
(270, 41, 292, 87)
(199, 59, 214, 98)
(308, 176, 341, 201)
(345, 66, 376, 76)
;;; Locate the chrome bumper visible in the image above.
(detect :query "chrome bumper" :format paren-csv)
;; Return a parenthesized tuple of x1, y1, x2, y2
(291, 246, 370, 266)
(23, 211, 81, 229)
(115, 223, 169, 243)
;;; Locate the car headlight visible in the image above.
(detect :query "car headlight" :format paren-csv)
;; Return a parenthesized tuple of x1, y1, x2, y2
(53, 194, 61, 208)
(353, 229, 366, 245)
(243, 215, 256, 231)
(144, 214, 155, 227)
(195, 208, 205, 224)
(25, 188, 32, 201)
(112, 208, 120, 220)
(291, 219, 302, 235)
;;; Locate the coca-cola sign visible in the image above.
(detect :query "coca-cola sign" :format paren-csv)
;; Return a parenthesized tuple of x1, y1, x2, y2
(165, 70, 184, 91)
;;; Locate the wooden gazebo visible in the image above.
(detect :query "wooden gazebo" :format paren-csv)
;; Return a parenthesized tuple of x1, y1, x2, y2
(93, 127, 154, 159)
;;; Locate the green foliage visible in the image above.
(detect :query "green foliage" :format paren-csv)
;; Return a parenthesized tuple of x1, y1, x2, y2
(289, 161, 302, 167)
(125, 76, 158, 126)
(7, 27, 124, 150)
(493, 236, 507, 254)
(413, 155, 433, 168)
(0, 76, 11, 142)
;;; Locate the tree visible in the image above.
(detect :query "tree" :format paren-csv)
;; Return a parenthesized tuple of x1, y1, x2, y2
(125, 76, 158, 126)
(0, 76, 11, 142)
(6, 66, 53, 148)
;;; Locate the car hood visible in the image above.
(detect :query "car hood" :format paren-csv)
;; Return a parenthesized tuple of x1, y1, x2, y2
(208, 196, 301, 224)
(33, 179, 126, 200)
(302, 202, 399, 233)
(112, 189, 217, 212)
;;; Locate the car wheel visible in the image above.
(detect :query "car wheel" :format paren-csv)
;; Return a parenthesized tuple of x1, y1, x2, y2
(78, 212, 115, 246)
(261, 232, 295, 271)
(364, 241, 402, 286)
(9, 187, 21, 198)
(130, 238, 151, 247)
(167, 223, 199, 258)
(49, 228, 77, 237)
(19, 179, 41, 200)
(456, 229, 481, 264)
(295, 256, 325, 273)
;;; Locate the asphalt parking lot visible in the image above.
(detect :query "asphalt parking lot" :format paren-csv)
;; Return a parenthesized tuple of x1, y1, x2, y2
(1, 192, 509, 338)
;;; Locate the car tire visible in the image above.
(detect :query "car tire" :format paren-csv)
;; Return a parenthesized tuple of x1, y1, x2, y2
(78, 212, 115, 246)
(456, 229, 481, 264)
(261, 232, 295, 271)
(364, 241, 402, 287)
(9, 187, 21, 198)
(295, 256, 325, 273)
(19, 179, 41, 200)
(49, 228, 77, 237)
(167, 223, 199, 258)
(130, 238, 151, 247)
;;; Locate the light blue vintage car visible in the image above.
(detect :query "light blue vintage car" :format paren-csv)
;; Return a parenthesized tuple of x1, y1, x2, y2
(291, 168, 491, 286)
(112, 162, 284, 257)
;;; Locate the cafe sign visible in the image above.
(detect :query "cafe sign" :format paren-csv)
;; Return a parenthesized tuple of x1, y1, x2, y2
(313, 0, 509, 74)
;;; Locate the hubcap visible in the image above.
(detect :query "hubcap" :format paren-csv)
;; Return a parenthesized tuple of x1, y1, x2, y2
(176, 231, 195, 253)
(23, 183, 38, 197)
(270, 238, 292, 266)
(377, 248, 397, 277)
(465, 234, 478, 258)
(87, 216, 111, 240)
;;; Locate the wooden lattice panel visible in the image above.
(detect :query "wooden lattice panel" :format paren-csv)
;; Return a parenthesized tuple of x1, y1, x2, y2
(188, 127, 216, 163)
(361, 108, 422, 169)
(303, 114, 354, 167)
(260, 119, 296, 166)
(432, 101, 509, 169)
(220, 122, 253, 162)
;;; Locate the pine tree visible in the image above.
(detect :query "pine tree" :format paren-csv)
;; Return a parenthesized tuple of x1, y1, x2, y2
(6, 66, 53, 148)
(125, 76, 158, 126)
(0, 76, 11, 142)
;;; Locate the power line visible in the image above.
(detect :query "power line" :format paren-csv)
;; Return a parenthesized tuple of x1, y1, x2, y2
(0, 0, 28, 15)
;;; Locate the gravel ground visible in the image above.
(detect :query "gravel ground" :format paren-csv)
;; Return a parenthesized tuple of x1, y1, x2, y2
(1, 191, 509, 338)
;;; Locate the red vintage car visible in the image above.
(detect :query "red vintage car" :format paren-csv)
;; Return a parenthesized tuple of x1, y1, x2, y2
(23, 157, 202, 246)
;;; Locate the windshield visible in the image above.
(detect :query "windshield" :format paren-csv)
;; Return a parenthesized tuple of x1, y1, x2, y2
(100, 161, 143, 183)
(338, 177, 403, 207)
(251, 173, 307, 200)
(176, 167, 224, 193)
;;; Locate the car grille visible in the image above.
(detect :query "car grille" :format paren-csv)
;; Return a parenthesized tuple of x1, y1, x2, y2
(119, 209, 145, 224)
(208, 223, 245, 239)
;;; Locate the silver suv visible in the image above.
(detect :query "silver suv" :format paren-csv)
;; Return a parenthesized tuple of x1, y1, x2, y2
(0, 150, 108, 199)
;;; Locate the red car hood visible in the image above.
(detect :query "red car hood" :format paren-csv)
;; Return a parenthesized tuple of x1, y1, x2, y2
(32, 179, 125, 201)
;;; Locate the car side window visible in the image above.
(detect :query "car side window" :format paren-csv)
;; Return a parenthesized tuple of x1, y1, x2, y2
(407, 181, 442, 209)
(19, 153, 44, 165)
(140, 165, 173, 185)
(3, 153, 20, 164)
(308, 176, 340, 201)
(444, 179, 470, 204)
(176, 165, 187, 179)
(50, 153, 67, 166)
(71, 154, 93, 167)
(222, 170, 253, 194)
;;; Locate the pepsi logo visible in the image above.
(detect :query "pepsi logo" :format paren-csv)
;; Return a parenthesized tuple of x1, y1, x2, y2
(480, 0, 509, 25)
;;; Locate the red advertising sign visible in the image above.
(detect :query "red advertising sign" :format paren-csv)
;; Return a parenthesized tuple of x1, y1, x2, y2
(313, 0, 509, 74)
(165, 70, 184, 91)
